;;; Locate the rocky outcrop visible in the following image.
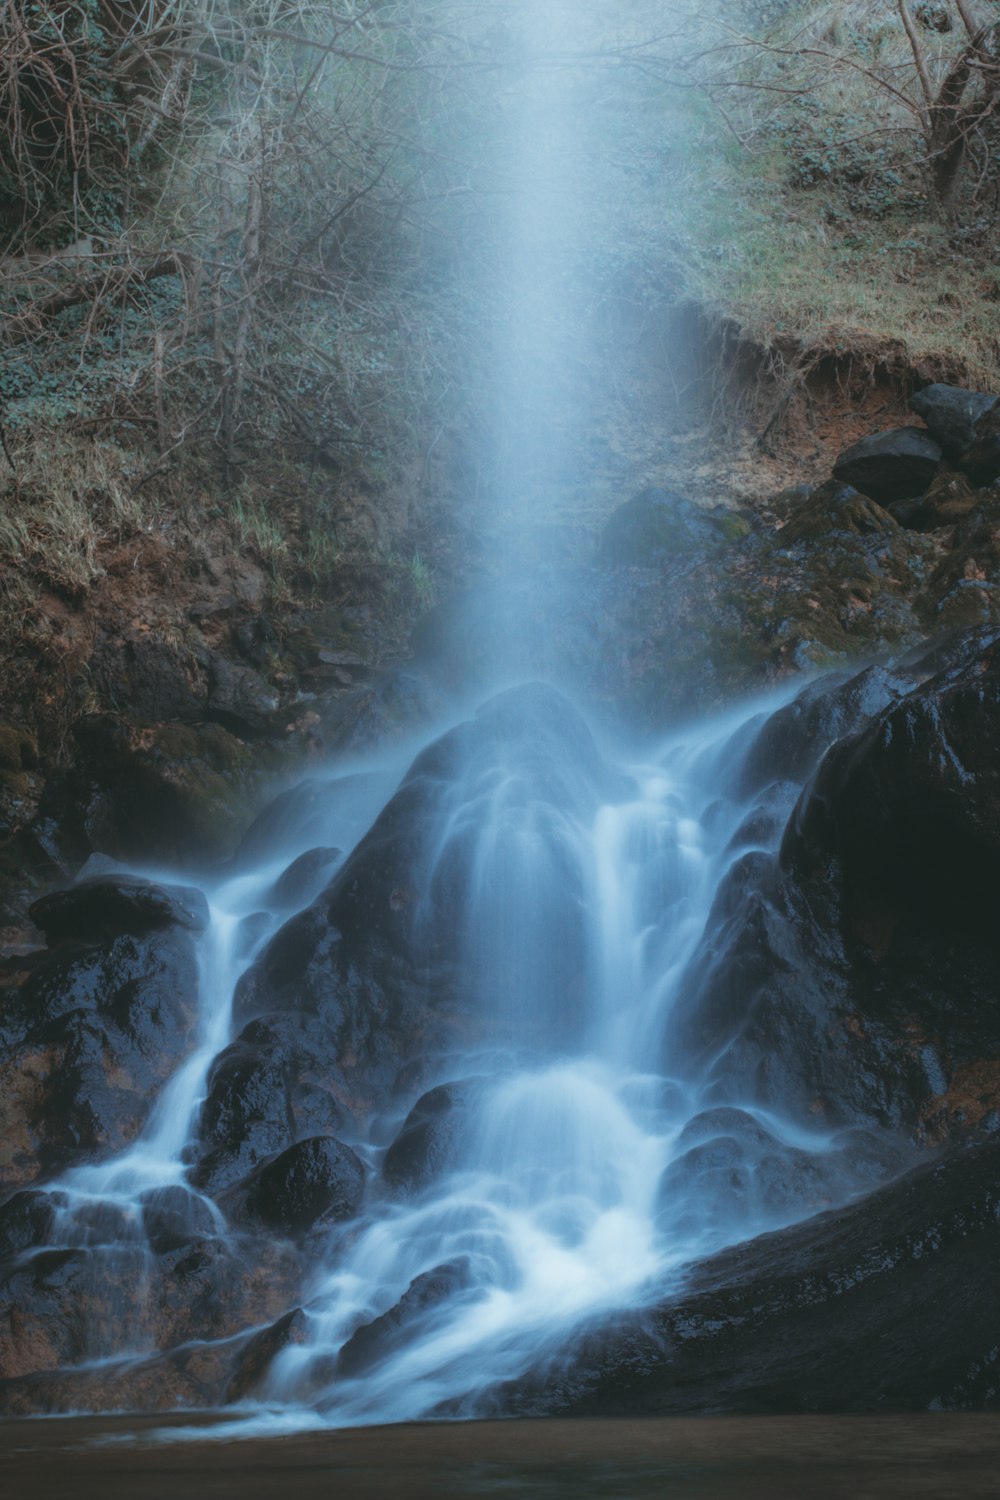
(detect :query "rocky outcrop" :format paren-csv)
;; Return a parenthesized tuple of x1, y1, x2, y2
(673, 627, 1000, 1140)
(0, 877, 206, 1192)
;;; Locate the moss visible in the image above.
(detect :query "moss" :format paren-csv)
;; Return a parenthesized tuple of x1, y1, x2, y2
(781, 482, 898, 544)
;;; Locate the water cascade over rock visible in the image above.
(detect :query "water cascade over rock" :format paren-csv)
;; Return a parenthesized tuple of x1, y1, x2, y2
(4, 630, 1000, 1419)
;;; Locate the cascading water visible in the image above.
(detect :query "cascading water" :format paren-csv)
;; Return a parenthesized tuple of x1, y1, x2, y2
(24, 677, 904, 1429)
(0, 4, 920, 1436)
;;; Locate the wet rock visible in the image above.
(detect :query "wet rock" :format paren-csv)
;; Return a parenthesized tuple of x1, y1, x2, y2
(266, 847, 341, 911)
(336, 1259, 473, 1379)
(315, 668, 447, 758)
(736, 663, 914, 798)
(676, 628, 1000, 1136)
(0, 890, 201, 1191)
(0, 1232, 300, 1390)
(233, 685, 624, 1116)
(190, 1010, 355, 1196)
(0, 1249, 89, 1378)
(910, 384, 996, 459)
(139, 1187, 218, 1255)
(599, 487, 732, 565)
(29, 876, 208, 945)
(511, 1133, 1000, 1416)
(656, 1107, 908, 1239)
(226, 1306, 309, 1401)
(0, 1340, 235, 1415)
(832, 428, 942, 504)
(229, 772, 389, 869)
(382, 1081, 482, 1194)
(0, 1190, 65, 1262)
(784, 632, 1000, 940)
(242, 1136, 365, 1236)
(192, 1044, 303, 1195)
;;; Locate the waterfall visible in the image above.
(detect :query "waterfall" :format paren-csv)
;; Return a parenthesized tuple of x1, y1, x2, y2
(26, 674, 896, 1428)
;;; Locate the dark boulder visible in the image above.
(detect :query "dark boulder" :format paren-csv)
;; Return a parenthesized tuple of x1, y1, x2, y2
(29, 876, 208, 945)
(226, 1306, 309, 1401)
(228, 772, 392, 870)
(0, 1229, 300, 1387)
(910, 383, 997, 459)
(233, 685, 627, 1117)
(784, 629, 1000, 948)
(336, 1259, 474, 1379)
(242, 1136, 365, 1236)
(0, 1190, 65, 1263)
(735, 662, 914, 798)
(655, 1106, 908, 1240)
(64, 715, 287, 868)
(832, 428, 942, 504)
(674, 628, 1000, 1138)
(139, 1187, 218, 1255)
(382, 1081, 483, 1194)
(191, 1011, 350, 1195)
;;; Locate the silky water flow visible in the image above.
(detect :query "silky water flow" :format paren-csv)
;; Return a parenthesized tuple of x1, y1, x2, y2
(30, 680, 903, 1431)
(11, 5, 910, 1433)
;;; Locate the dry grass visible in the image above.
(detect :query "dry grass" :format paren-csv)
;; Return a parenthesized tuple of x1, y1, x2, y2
(653, 0, 1000, 392)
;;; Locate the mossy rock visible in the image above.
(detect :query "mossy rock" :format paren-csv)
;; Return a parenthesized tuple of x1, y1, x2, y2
(781, 482, 898, 544)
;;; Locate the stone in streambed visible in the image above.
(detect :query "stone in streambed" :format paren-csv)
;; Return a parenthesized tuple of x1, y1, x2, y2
(242, 1136, 365, 1236)
(382, 1080, 483, 1195)
(139, 1186, 218, 1256)
(335, 1259, 474, 1379)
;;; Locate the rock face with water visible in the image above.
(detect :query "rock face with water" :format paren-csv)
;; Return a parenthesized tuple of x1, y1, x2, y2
(0, 877, 207, 1193)
(511, 1130, 1000, 1416)
(674, 628, 1000, 1139)
(5, 641, 1000, 1418)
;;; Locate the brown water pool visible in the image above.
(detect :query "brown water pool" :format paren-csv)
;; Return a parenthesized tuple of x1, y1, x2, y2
(1, 1414, 998, 1499)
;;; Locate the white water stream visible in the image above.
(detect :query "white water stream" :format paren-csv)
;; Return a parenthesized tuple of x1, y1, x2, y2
(35, 681, 880, 1429)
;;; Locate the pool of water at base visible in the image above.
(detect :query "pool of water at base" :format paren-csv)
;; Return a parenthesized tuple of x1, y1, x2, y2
(1, 1415, 998, 1500)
